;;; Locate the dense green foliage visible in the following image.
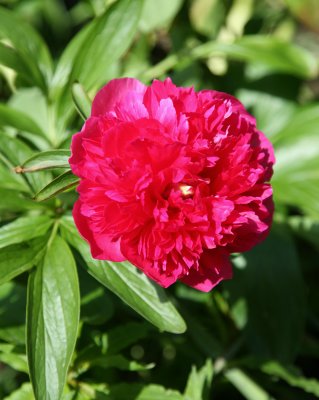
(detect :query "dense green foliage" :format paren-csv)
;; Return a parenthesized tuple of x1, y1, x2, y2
(0, 0, 319, 399)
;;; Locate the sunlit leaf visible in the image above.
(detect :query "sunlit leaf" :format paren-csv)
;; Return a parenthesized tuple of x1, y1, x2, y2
(139, 0, 183, 33)
(19, 149, 70, 173)
(0, 215, 52, 249)
(60, 216, 187, 334)
(192, 35, 318, 79)
(0, 6, 52, 91)
(72, 82, 91, 120)
(34, 170, 79, 201)
(27, 235, 80, 400)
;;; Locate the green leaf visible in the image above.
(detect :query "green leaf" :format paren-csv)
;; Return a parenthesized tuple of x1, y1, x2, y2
(0, 325, 25, 345)
(0, 189, 48, 213)
(0, 215, 52, 249)
(34, 170, 79, 201)
(284, 0, 319, 32)
(224, 225, 306, 362)
(236, 90, 296, 142)
(8, 88, 51, 149)
(272, 104, 319, 216)
(60, 216, 187, 334)
(0, 103, 47, 138)
(27, 235, 80, 400)
(0, 282, 27, 329)
(0, 161, 29, 192)
(184, 359, 214, 400)
(192, 35, 318, 79)
(225, 368, 273, 400)
(0, 351, 28, 373)
(108, 383, 184, 400)
(75, 322, 151, 369)
(0, 6, 52, 91)
(72, 82, 91, 120)
(288, 216, 319, 250)
(18, 150, 70, 173)
(98, 322, 151, 355)
(92, 354, 153, 371)
(190, 0, 225, 38)
(3, 383, 34, 400)
(139, 0, 183, 33)
(52, 0, 143, 125)
(261, 362, 319, 398)
(0, 133, 52, 193)
(0, 237, 47, 286)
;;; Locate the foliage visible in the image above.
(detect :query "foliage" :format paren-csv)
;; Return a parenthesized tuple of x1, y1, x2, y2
(0, 0, 319, 399)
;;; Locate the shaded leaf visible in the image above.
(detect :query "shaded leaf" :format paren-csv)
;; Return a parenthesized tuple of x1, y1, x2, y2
(224, 225, 306, 362)
(92, 354, 153, 371)
(261, 362, 319, 398)
(225, 368, 273, 400)
(107, 383, 184, 400)
(288, 216, 319, 250)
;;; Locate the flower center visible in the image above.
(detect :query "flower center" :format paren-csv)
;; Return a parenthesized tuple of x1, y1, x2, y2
(178, 183, 194, 199)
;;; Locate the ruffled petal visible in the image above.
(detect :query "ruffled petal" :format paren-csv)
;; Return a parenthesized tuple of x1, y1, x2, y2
(73, 200, 125, 262)
(181, 249, 233, 292)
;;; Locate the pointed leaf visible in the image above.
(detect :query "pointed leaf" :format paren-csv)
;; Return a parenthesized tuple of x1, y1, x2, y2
(18, 150, 70, 173)
(53, 0, 143, 125)
(34, 170, 79, 201)
(72, 82, 91, 120)
(27, 235, 80, 400)
(60, 216, 187, 334)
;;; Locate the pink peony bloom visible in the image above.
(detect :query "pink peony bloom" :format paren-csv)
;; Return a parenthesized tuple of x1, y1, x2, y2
(69, 78, 274, 292)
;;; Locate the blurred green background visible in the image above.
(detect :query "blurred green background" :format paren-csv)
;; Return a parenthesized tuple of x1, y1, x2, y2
(0, 0, 319, 399)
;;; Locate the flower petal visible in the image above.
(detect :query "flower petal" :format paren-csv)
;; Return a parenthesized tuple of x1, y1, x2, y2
(73, 200, 125, 262)
(181, 249, 232, 292)
(91, 78, 146, 116)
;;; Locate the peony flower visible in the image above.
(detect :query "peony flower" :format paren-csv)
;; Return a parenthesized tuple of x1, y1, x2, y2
(69, 78, 274, 292)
